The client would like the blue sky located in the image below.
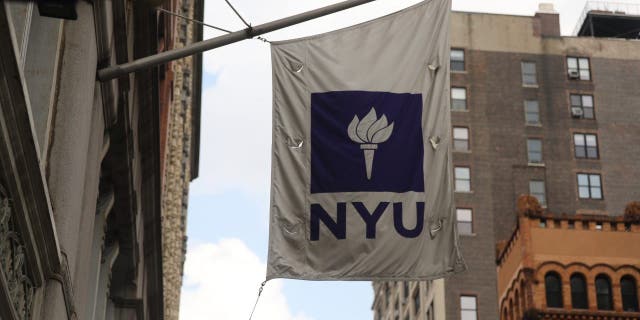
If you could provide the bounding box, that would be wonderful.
[178,0,627,319]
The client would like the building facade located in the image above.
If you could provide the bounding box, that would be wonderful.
[374,3,640,319]
[0,0,201,319]
[497,197,640,319]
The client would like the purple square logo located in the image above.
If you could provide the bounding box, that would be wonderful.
[310,91,424,194]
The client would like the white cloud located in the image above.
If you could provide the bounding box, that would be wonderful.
[180,239,312,320]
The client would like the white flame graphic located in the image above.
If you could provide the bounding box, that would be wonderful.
[347,108,394,180]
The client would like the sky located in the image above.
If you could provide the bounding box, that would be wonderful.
[180,1,640,319]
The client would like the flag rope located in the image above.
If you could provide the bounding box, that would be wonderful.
[248,280,267,320]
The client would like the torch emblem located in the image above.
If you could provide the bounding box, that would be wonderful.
[347,107,395,180]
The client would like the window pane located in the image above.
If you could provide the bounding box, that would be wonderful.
[456,181,471,192]
[575,146,586,158]
[570,95,582,106]
[587,146,598,159]
[523,74,536,85]
[583,107,594,119]
[585,135,597,146]
[590,174,601,186]
[530,181,544,193]
[461,311,477,320]
[453,127,469,139]
[571,274,589,309]
[458,222,472,235]
[451,50,464,61]
[522,62,536,73]
[452,88,466,99]
[456,167,470,179]
[580,70,590,80]
[621,276,639,312]
[579,58,590,69]
[545,273,563,308]
[574,134,585,146]
[460,296,476,309]
[582,95,593,107]
[579,186,590,198]
[567,57,578,69]
[457,209,472,221]
[591,187,602,199]
[578,174,589,186]
[452,61,465,71]
[454,140,469,151]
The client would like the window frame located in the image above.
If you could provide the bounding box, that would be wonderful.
[453,126,470,152]
[527,138,543,164]
[567,56,591,81]
[596,274,613,310]
[545,272,564,308]
[621,275,639,312]
[455,166,472,193]
[570,93,595,120]
[521,61,538,86]
[570,273,589,309]
[524,100,541,125]
[460,295,478,320]
[451,48,465,72]
[529,180,547,207]
[573,133,599,159]
[456,208,474,235]
[451,87,468,111]
[577,173,603,200]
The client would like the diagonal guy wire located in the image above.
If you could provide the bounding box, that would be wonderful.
[223,0,252,28]
[157,8,232,33]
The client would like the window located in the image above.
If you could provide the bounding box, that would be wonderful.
[453,127,469,151]
[451,49,465,71]
[567,57,591,80]
[413,290,421,314]
[596,275,613,310]
[460,296,477,320]
[457,208,473,235]
[529,180,546,207]
[455,167,471,192]
[451,87,467,111]
[521,61,537,85]
[524,100,540,125]
[570,94,594,119]
[621,276,639,312]
[545,272,563,308]
[570,273,588,309]
[574,133,598,159]
[577,174,602,199]
[527,138,542,163]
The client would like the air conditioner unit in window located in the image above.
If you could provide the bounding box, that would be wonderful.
[571,107,584,118]
[568,70,580,79]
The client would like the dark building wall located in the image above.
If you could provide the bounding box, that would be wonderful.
[445,11,640,320]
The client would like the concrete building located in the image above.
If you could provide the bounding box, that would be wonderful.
[497,197,640,319]
[374,2,640,319]
[0,0,201,319]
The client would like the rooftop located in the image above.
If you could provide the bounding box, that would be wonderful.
[574,1,640,38]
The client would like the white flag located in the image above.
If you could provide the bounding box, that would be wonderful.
[267,0,465,281]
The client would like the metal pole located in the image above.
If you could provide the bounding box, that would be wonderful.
[97,0,377,81]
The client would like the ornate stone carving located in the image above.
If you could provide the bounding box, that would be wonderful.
[0,195,35,319]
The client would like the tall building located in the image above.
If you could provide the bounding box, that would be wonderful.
[157,0,203,319]
[373,3,640,319]
[0,0,201,319]
[497,197,640,319]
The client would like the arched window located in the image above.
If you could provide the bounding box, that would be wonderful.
[545,272,563,308]
[621,275,639,312]
[570,273,588,309]
[596,274,613,310]
[502,307,508,320]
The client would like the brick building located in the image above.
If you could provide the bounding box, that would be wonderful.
[497,198,640,319]
[373,3,640,319]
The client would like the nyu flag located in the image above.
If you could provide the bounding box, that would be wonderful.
[267,0,465,280]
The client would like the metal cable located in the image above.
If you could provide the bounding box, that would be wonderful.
[157,7,270,43]
[224,0,252,28]
[248,280,267,320]
[157,8,233,34]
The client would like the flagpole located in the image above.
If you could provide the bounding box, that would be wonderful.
[97,0,378,81]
